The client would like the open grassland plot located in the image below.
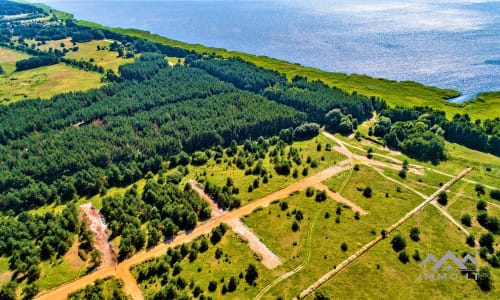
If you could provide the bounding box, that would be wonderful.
[0,63,103,103]
[444,143,500,188]
[78,176,150,211]
[243,175,424,299]
[323,166,422,217]
[0,47,30,74]
[36,241,88,291]
[0,257,12,287]
[380,167,450,196]
[314,205,498,300]
[25,37,72,52]
[64,40,136,72]
[26,38,135,73]
[464,92,500,121]
[77,21,500,121]
[133,232,276,299]
[185,135,346,205]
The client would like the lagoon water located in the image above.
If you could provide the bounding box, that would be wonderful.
[33,0,500,98]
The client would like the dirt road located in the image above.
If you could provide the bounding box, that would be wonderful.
[227,218,281,269]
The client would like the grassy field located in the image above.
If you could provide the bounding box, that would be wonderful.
[243,166,426,299]
[64,40,136,72]
[78,21,499,120]
[315,205,498,299]
[24,37,135,73]
[0,47,30,74]
[0,63,103,103]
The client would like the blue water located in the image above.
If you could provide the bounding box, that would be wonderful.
[31,0,500,97]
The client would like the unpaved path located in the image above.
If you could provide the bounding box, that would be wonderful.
[190,179,280,269]
[311,182,367,215]
[296,167,472,299]
[227,218,281,269]
[189,179,226,218]
[79,203,116,267]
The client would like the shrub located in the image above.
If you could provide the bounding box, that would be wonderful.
[398,250,410,263]
[489,189,500,200]
[413,249,421,261]
[477,267,492,291]
[314,290,330,300]
[291,221,300,232]
[363,186,372,198]
[391,234,406,252]
[208,281,217,292]
[437,192,447,206]
[461,214,472,227]
[466,235,475,247]
[245,264,258,284]
[479,233,494,251]
[315,190,327,202]
[409,227,420,242]
[306,187,315,197]
[477,199,487,211]
[341,242,348,252]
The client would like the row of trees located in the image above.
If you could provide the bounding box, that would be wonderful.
[15,54,58,71]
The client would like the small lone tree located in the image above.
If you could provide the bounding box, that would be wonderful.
[461,214,472,227]
[466,234,475,247]
[477,267,492,291]
[341,242,348,252]
[475,184,485,196]
[363,186,372,198]
[391,234,407,252]
[437,192,448,206]
[409,227,420,242]
[398,250,410,263]
[476,199,487,211]
[245,264,258,285]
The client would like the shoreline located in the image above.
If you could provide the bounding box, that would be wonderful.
[21,2,500,120]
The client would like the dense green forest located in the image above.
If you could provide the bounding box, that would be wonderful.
[0,1,499,292]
